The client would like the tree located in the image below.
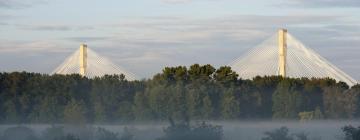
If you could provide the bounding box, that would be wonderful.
[36,96,63,123]
[293,132,310,140]
[133,92,154,121]
[213,66,238,85]
[272,80,305,119]
[202,95,214,119]
[2,99,20,123]
[162,66,188,82]
[221,96,240,119]
[63,99,87,124]
[299,111,314,122]
[351,85,360,118]
[168,83,188,120]
[261,127,293,140]
[188,64,215,82]
[313,106,324,120]
[252,76,282,118]
[342,125,360,140]
[323,85,357,119]
[0,65,359,123]
[95,127,120,140]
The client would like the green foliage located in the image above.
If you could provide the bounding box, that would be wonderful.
[188,64,215,81]
[272,80,306,119]
[221,94,240,119]
[323,85,358,119]
[262,127,319,140]
[214,66,238,85]
[37,96,63,123]
[95,127,120,140]
[313,106,324,119]
[298,108,324,122]
[299,111,314,122]
[133,92,154,121]
[0,64,358,123]
[64,99,87,124]
[342,125,360,140]
[261,127,293,140]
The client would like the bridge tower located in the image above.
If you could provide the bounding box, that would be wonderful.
[79,44,87,76]
[278,29,287,77]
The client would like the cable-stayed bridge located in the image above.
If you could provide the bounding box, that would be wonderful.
[230,29,358,86]
[52,29,358,86]
[52,44,137,80]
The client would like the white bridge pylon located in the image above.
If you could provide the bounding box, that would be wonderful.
[230,29,358,86]
[52,44,137,80]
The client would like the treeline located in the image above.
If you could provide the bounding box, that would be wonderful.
[0,64,359,123]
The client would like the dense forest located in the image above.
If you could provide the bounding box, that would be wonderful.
[0,64,359,124]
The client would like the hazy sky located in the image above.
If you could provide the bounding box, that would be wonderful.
[0,0,359,80]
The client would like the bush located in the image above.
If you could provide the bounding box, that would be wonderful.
[95,127,120,140]
[261,127,321,140]
[342,125,360,140]
[262,127,293,140]
[293,132,309,140]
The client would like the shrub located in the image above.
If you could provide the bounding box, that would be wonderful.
[261,127,293,140]
[95,127,120,140]
[342,125,360,140]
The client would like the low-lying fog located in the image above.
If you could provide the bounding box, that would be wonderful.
[1,120,358,140]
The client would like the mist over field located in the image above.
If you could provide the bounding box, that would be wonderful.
[0,121,359,140]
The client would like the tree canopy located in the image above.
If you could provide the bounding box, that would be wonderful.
[0,64,359,123]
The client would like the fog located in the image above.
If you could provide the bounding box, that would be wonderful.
[1,120,358,140]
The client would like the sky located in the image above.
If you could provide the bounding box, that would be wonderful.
[0,0,359,80]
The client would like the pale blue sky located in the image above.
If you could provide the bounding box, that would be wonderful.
[1,0,360,80]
